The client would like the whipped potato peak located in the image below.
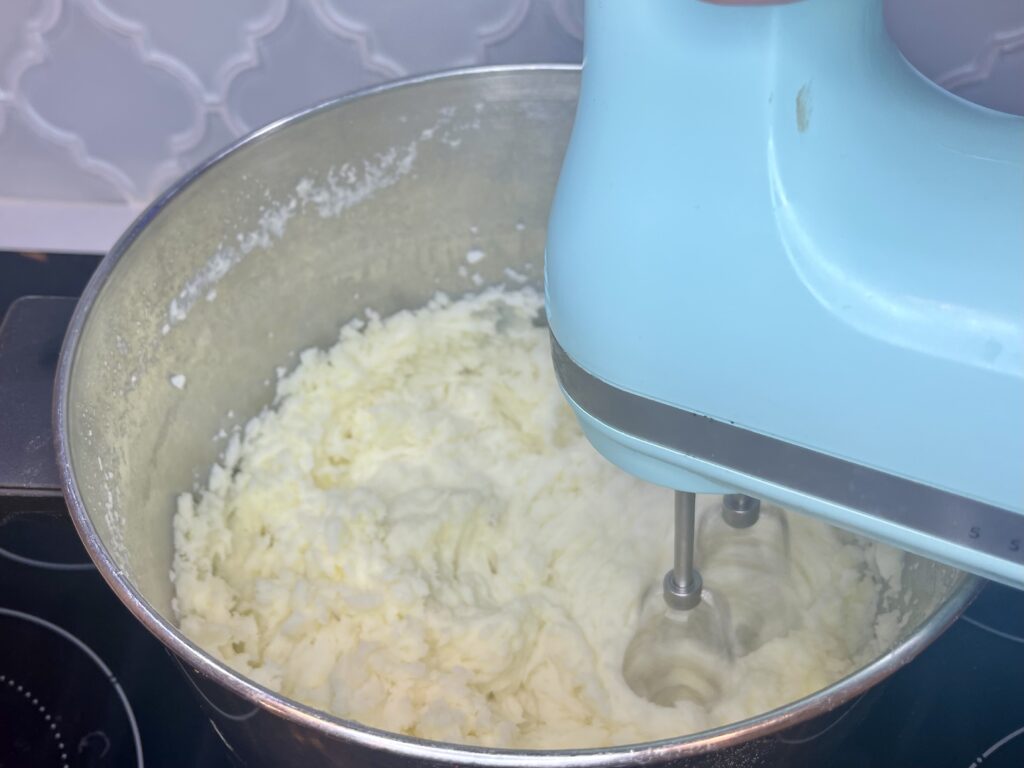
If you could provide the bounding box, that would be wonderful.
[172,287,904,749]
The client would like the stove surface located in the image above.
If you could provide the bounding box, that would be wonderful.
[0,251,1021,767]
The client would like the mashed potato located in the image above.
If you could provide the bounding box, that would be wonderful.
[172,287,902,748]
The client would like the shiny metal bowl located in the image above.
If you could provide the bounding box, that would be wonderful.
[55,66,980,767]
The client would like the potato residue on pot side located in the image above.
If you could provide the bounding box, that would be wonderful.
[172,287,904,749]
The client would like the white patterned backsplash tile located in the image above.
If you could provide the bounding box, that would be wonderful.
[19,1,198,200]
[92,0,286,103]
[175,111,241,177]
[0,0,1019,252]
[886,0,1024,116]
[318,0,534,73]
[0,0,54,97]
[0,102,123,201]
[225,0,400,134]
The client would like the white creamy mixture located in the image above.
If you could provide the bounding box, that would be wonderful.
[172,287,904,749]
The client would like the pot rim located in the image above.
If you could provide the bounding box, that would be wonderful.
[53,64,983,765]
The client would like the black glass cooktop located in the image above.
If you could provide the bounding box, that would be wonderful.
[0,251,1022,768]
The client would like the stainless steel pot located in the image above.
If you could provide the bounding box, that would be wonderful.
[42,66,977,766]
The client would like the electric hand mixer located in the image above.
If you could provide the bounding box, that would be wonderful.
[545,0,1024,703]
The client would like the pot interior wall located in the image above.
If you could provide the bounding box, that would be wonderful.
[66,69,577,617]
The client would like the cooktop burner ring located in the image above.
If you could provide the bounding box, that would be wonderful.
[969,724,1024,768]
[0,671,69,767]
[0,544,94,571]
[962,616,1024,645]
[0,511,94,571]
[0,607,144,768]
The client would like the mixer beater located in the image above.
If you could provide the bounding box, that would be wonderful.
[623,491,791,707]
[663,493,775,611]
[662,492,704,612]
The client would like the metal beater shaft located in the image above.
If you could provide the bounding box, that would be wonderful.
[664,491,703,611]
[722,493,761,528]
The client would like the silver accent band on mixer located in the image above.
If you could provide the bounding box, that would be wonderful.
[551,335,1024,569]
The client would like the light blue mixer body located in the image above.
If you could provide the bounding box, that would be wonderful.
[545,0,1024,586]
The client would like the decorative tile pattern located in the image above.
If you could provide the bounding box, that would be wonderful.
[0,0,1018,252]
[0,0,54,97]
[885,0,1024,115]
[19,1,197,201]
[225,0,401,134]
[318,0,533,73]
[93,0,286,104]
[0,103,123,201]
